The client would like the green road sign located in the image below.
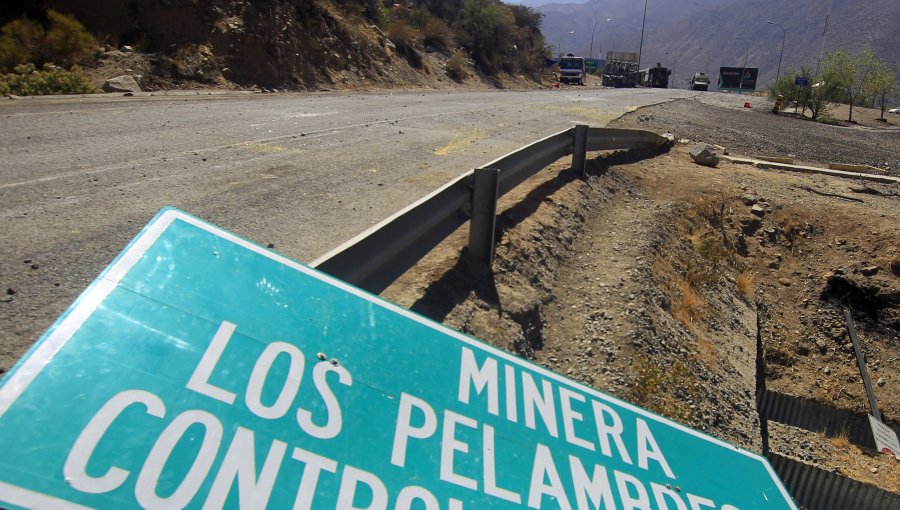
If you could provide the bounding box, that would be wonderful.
[0,208,797,509]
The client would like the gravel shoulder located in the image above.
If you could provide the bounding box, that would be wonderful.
[630,96,900,175]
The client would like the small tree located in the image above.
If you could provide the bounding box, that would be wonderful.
[867,63,898,120]
[0,18,44,71]
[767,66,839,120]
[820,49,880,123]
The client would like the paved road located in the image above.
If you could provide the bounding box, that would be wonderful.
[0,86,697,371]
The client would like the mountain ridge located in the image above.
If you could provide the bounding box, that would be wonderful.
[538,0,899,90]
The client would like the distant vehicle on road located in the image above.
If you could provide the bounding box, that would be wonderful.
[690,73,710,91]
[639,63,671,88]
[602,51,640,88]
[559,54,586,85]
[889,107,900,114]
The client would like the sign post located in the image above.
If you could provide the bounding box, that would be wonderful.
[0,208,798,509]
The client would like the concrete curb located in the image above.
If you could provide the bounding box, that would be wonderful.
[722,156,900,185]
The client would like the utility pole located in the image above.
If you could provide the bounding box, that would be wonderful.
[736,36,749,92]
[637,0,648,70]
[589,17,612,60]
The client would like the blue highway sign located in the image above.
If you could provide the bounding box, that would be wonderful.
[0,208,798,509]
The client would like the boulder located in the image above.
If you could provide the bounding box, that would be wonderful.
[689,143,719,167]
[102,75,141,93]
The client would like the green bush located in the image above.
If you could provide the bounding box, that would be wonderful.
[0,63,97,96]
[43,10,97,68]
[0,18,44,70]
[0,10,96,71]
[364,0,389,28]
[453,0,545,77]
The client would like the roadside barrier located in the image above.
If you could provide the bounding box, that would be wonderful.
[311,126,670,294]
[767,452,900,510]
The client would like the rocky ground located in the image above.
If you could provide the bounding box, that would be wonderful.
[382,98,900,495]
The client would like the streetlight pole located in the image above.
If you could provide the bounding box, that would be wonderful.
[767,20,786,83]
[664,51,680,88]
[558,30,575,58]
[815,10,829,77]
[637,0,648,70]
[735,36,749,91]
[589,17,612,60]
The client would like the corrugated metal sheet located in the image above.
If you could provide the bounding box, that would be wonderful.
[758,390,900,449]
[767,452,900,510]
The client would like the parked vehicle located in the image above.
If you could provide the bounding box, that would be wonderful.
[889,107,900,114]
[690,73,710,91]
[559,54,586,85]
[602,51,640,88]
[639,63,671,88]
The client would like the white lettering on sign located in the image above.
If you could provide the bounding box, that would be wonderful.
[203,427,287,509]
[58,323,748,509]
[185,321,352,437]
[457,346,673,479]
[134,410,223,509]
[63,390,165,494]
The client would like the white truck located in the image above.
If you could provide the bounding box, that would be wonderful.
[559,54,585,85]
[690,73,710,91]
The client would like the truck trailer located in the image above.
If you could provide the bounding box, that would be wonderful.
[639,63,671,88]
[602,51,640,88]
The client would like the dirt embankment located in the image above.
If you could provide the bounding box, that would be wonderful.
[27,0,543,92]
[383,99,900,492]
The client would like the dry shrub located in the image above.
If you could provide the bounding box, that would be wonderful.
[631,358,699,426]
[423,18,453,51]
[446,50,467,82]
[695,334,718,367]
[830,429,851,450]
[736,271,754,297]
[386,20,423,68]
[673,280,704,329]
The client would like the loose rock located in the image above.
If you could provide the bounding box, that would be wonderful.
[102,75,142,93]
[689,143,720,167]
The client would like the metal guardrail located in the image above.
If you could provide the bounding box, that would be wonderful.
[311,126,670,294]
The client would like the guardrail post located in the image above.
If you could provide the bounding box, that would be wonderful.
[572,124,589,177]
[469,167,500,265]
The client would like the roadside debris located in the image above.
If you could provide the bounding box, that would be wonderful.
[689,143,720,167]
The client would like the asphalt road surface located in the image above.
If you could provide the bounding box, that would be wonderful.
[0,86,698,371]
